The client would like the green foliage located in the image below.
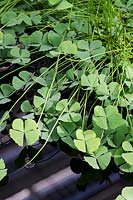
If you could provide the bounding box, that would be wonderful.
[0,0,132,187]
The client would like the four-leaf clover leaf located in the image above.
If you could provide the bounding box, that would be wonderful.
[10,119,40,146]
[74,129,100,153]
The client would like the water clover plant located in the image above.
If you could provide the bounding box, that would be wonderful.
[0,0,132,193]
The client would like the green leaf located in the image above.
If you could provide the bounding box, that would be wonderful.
[30,12,42,25]
[114,132,125,147]
[120,163,133,173]
[70,113,81,122]
[4,33,16,46]
[66,69,74,80]
[81,74,90,87]
[95,146,108,157]
[23,15,32,25]
[56,0,73,10]
[60,113,72,122]
[21,100,33,112]
[49,0,61,5]
[109,82,120,100]
[25,129,40,145]
[49,50,60,57]
[0,31,3,44]
[21,49,30,58]
[122,187,133,200]
[57,125,68,137]
[116,195,125,200]
[34,96,44,108]
[12,76,25,90]
[76,50,90,61]
[88,74,99,89]
[105,106,124,129]
[107,113,124,129]
[97,152,111,170]
[19,71,31,81]
[90,40,102,50]
[10,47,30,64]
[93,105,124,130]
[74,139,86,152]
[77,40,89,50]
[85,147,111,170]
[114,148,125,166]
[93,106,107,130]
[57,122,76,138]
[122,141,133,152]
[84,130,96,140]
[122,153,133,165]
[0,97,11,104]
[86,138,100,153]
[59,40,77,54]
[39,44,53,52]
[84,156,99,169]
[81,73,99,89]
[0,159,7,181]
[29,31,43,46]
[62,136,75,148]
[1,84,14,96]
[25,119,37,131]
[70,102,80,112]
[32,76,46,86]
[1,11,17,25]
[38,87,48,98]
[12,118,24,132]
[54,23,67,34]
[19,33,30,46]
[10,129,24,146]
[74,129,100,153]
[76,129,84,140]
[96,82,109,97]
[10,47,20,57]
[48,31,61,46]
[90,40,105,61]
[126,65,133,80]
[56,99,68,111]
